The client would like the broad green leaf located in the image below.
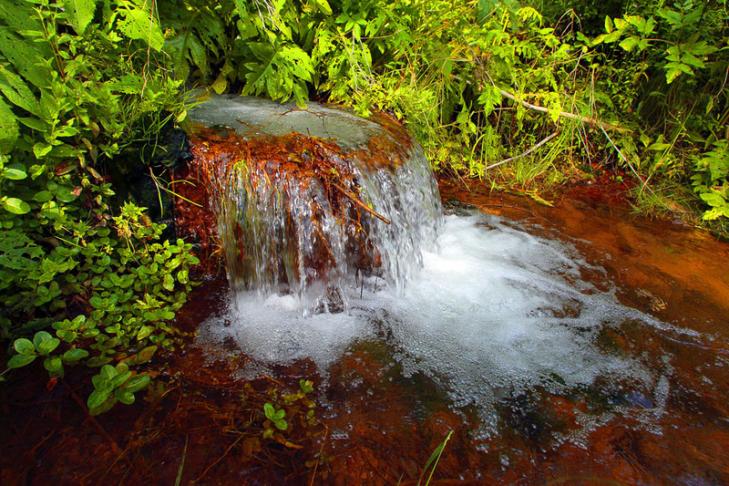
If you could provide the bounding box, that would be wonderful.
[3,167,27,180]
[163,273,175,291]
[0,98,18,154]
[314,0,333,15]
[43,356,64,376]
[118,8,164,52]
[665,62,693,83]
[136,325,153,340]
[122,374,150,393]
[33,191,52,202]
[619,36,640,52]
[14,339,35,356]
[135,345,157,364]
[8,354,36,368]
[700,191,725,208]
[0,28,51,89]
[87,388,111,410]
[33,331,53,349]
[37,336,61,355]
[264,402,275,419]
[63,0,96,34]
[115,389,135,405]
[62,348,90,362]
[604,16,614,33]
[3,197,30,214]
[33,143,53,158]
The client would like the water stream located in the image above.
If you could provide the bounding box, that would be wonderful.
[189,97,721,464]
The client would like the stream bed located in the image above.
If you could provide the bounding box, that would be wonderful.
[2,180,729,485]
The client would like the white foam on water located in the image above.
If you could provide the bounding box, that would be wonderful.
[197,213,680,430]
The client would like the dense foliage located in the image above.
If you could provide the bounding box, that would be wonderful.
[1,0,728,412]
[0,0,196,413]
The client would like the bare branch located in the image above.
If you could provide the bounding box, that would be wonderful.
[485,131,560,171]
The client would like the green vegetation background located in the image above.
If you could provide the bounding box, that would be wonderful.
[0,0,727,413]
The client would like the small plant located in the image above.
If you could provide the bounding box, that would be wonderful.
[6,330,89,377]
[263,403,288,436]
[261,379,318,442]
[417,430,453,486]
[86,363,151,415]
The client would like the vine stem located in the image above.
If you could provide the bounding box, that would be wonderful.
[484,131,559,171]
[498,89,630,133]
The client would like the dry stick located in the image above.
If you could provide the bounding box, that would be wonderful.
[498,89,630,133]
[309,425,330,486]
[64,382,121,454]
[484,132,560,172]
[195,433,246,483]
[599,126,653,194]
[330,182,391,224]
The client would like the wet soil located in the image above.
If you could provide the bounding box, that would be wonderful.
[2,180,729,485]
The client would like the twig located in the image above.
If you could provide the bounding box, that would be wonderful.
[195,433,245,482]
[175,435,189,486]
[309,425,329,486]
[331,182,391,224]
[599,126,653,194]
[484,132,559,171]
[498,89,629,133]
[64,381,121,454]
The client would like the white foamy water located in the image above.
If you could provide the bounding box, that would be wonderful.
[198,212,681,431]
[190,95,685,438]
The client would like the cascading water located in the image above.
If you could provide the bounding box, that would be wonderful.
[180,95,704,443]
[181,95,441,312]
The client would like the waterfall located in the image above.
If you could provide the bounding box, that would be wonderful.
[183,95,442,311]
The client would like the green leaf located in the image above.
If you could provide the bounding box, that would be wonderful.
[3,167,27,180]
[0,29,52,89]
[13,338,35,355]
[3,197,31,214]
[43,356,64,376]
[115,389,135,405]
[33,142,53,158]
[604,16,614,33]
[0,98,18,154]
[87,388,111,410]
[274,419,288,431]
[118,8,165,52]
[314,0,333,15]
[62,348,89,362]
[299,379,314,394]
[64,0,97,34]
[122,374,150,393]
[37,336,60,355]
[700,191,725,208]
[163,273,175,291]
[619,36,640,52]
[8,354,36,368]
[264,402,276,420]
[135,345,157,364]
[33,331,53,348]
[136,325,153,341]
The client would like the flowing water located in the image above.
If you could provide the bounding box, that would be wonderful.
[187,97,729,483]
[2,97,729,485]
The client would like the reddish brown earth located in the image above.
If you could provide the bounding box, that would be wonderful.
[2,179,729,485]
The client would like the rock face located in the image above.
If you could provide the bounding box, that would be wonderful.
[173,95,441,306]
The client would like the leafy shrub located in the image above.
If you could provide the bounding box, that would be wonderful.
[0,0,195,412]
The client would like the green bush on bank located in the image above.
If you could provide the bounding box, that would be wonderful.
[0,0,195,414]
